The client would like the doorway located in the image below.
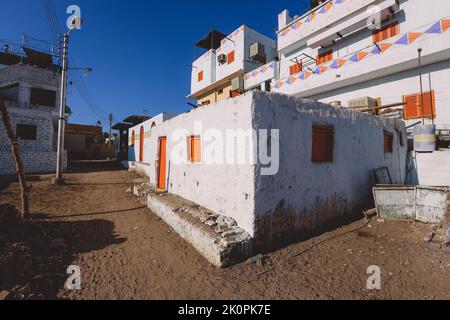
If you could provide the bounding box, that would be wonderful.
[157,136,167,191]
[139,126,144,162]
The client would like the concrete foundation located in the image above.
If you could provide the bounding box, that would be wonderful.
[147,192,253,268]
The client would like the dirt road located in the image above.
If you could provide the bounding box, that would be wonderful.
[1,161,449,300]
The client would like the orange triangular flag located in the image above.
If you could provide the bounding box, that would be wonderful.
[442,19,450,32]
[358,51,369,60]
[408,32,422,43]
[380,43,392,52]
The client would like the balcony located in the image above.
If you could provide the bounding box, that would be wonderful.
[272,19,450,98]
[244,61,277,90]
[190,49,216,98]
[278,0,387,52]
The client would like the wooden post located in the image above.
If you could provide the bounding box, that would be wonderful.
[0,96,30,220]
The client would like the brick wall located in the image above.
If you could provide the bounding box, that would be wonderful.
[0,107,67,176]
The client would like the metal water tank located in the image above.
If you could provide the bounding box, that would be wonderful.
[414,124,436,152]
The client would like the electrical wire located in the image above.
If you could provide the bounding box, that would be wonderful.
[41,0,109,122]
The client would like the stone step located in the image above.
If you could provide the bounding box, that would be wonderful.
[147,192,253,268]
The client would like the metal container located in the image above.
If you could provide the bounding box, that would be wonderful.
[414,124,436,153]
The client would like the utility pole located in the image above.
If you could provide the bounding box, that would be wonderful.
[53,31,71,185]
[418,48,425,125]
[108,113,113,160]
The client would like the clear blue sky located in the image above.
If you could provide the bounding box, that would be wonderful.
[1,0,309,126]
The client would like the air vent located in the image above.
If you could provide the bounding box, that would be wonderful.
[250,42,266,64]
[217,54,227,64]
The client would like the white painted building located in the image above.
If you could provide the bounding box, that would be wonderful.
[128,92,407,251]
[270,0,450,128]
[188,26,276,106]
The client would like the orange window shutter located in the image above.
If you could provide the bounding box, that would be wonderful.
[390,21,399,37]
[420,91,436,118]
[131,130,135,146]
[188,136,201,163]
[198,71,203,82]
[403,94,419,119]
[290,64,302,75]
[227,51,235,64]
[312,125,334,163]
[317,50,333,64]
[384,133,393,153]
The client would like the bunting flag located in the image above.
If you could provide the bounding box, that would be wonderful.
[379,43,392,53]
[313,66,328,75]
[441,19,450,32]
[285,76,298,85]
[394,34,408,45]
[408,32,422,43]
[425,21,442,34]
[329,59,346,69]
[271,19,446,92]
[273,80,284,89]
[318,5,327,14]
[371,45,382,55]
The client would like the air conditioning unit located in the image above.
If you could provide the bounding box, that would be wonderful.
[348,97,377,109]
[231,77,244,92]
[217,54,227,64]
[250,42,266,64]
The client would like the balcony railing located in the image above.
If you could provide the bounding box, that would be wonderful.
[278,0,382,51]
[244,61,277,90]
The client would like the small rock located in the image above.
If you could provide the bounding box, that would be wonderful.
[246,254,266,265]
[215,223,231,233]
[221,228,243,238]
[224,217,237,227]
[377,218,385,223]
[205,220,217,227]
[423,232,435,243]
[0,290,10,300]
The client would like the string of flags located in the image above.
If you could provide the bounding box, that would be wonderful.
[279,0,346,37]
[220,25,246,47]
[272,18,450,91]
[244,62,275,81]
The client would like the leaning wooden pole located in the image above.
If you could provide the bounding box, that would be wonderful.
[0,96,30,220]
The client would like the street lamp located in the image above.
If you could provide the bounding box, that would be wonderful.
[52,16,82,185]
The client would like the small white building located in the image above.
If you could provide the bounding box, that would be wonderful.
[128,92,407,255]
[188,26,277,106]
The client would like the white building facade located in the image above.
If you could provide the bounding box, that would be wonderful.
[188,26,277,106]
[269,0,450,129]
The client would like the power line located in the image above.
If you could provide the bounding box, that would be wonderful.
[40,0,110,122]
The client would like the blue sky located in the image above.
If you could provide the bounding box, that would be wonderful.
[1,0,309,126]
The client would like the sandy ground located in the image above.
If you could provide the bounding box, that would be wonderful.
[0,161,449,300]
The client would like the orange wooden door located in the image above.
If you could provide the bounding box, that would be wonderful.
[139,126,144,162]
[158,137,167,190]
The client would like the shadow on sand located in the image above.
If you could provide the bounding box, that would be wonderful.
[0,204,127,300]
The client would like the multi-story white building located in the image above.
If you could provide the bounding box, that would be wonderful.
[270,0,450,129]
[188,26,277,106]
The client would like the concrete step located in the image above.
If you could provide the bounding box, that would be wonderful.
[147,192,253,268]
